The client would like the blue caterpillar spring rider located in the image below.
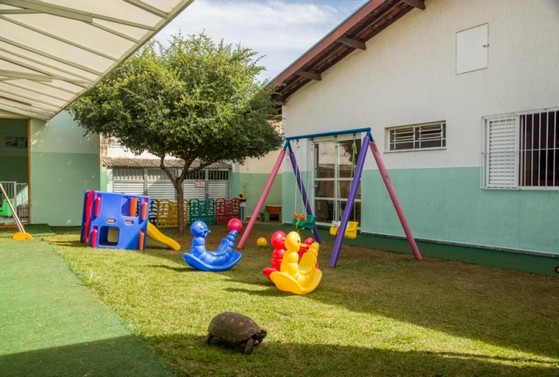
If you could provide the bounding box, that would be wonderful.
[183,218,243,272]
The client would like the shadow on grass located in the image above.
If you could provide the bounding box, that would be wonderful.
[213,246,559,361]
[46,224,559,369]
[146,333,559,377]
[0,335,174,377]
[149,264,196,273]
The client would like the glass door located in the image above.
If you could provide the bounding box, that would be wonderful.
[314,138,361,226]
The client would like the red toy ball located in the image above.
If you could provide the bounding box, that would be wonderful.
[227,218,243,233]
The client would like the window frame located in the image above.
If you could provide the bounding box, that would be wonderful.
[456,23,489,74]
[313,138,361,226]
[482,107,559,190]
[386,121,447,152]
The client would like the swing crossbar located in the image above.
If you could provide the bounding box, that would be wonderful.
[285,127,372,142]
[288,148,322,242]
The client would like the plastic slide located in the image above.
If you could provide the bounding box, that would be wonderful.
[147,223,180,251]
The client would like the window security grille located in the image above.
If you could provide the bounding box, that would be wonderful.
[208,170,229,180]
[388,122,446,151]
[186,170,205,180]
[483,108,559,189]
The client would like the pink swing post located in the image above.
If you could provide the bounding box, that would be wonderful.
[368,140,422,260]
[237,146,287,250]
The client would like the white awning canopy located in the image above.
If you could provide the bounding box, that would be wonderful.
[0,0,193,120]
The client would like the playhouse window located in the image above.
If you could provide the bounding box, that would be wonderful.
[483,107,559,189]
[387,121,446,151]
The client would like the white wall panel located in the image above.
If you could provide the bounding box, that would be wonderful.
[283,0,559,170]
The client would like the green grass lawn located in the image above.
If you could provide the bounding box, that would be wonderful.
[45,224,559,376]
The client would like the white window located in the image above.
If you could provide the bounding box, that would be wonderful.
[483,108,559,189]
[314,138,361,225]
[387,121,446,152]
[456,23,489,74]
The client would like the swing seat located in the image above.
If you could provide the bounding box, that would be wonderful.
[329,221,359,239]
[329,221,340,236]
[345,221,359,239]
[292,214,316,230]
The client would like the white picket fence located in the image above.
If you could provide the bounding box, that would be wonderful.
[0,181,29,225]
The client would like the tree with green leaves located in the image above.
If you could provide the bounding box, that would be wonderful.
[70,33,282,233]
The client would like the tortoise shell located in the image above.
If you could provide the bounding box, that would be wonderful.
[206,312,266,354]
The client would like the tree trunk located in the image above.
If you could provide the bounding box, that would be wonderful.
[160,156,188,235]
[174,177,186,235]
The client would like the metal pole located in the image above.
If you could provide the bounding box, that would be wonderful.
[288,149,321,243]
[368,138,422,260]
[286,127,371,142]
[329,135,369,267]
[237,144,288,249]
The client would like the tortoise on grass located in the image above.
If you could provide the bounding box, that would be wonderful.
[206,312,267,354]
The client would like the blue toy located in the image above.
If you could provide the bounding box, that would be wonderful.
[81,190,150,250]
[182,218,243,271]
[80,190,180,251]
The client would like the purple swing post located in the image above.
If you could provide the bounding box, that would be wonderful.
[329,134,369,267]
[329,132,422,267]
[288,150,321,243]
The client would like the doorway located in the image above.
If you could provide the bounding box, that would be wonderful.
[314,138,361,226]
[0,118,29,225]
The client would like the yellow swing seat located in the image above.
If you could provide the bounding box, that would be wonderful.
[329,221,359,239]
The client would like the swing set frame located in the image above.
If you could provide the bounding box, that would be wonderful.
[237,127,422,267]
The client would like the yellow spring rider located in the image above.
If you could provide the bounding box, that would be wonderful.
[269,231,322,295]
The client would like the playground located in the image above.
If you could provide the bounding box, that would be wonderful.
[1,223,558,377]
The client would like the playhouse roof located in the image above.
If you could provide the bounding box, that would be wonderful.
[0,0,193,120]
[270,0,425,104]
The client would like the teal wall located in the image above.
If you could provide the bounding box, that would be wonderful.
[0,119,28,182]
[361,167,559,256]
[30,112,100,226]
[30,152,100,225]
[278,166,559,256]
[100,164,109,192]
[231,171,282,220]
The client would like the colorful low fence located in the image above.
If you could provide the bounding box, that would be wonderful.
[150,198,240,228]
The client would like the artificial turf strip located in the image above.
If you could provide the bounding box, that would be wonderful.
[0,236,174,377]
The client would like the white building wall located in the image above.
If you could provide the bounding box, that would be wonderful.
[283,0,559,170]
[239,152,281,174]
[279,0,559,256]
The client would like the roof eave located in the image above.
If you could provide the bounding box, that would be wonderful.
[270,0,425,105]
